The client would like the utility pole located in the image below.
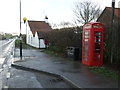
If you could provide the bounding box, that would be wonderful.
[20,0,22,59]
[110,0,115,64]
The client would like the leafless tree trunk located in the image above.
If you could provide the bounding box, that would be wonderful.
[73,1,101,24]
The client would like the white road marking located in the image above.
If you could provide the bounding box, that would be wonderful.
[6,72,10,79]
[0,58,5,65]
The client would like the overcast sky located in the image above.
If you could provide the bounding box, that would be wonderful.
[0,0,119,34]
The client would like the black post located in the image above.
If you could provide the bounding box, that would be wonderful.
[110,0,115,64]
[20,0,22,59]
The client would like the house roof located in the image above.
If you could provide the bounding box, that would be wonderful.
[97,7,120,21]
[107,7,120,18]
[28,20,52,36]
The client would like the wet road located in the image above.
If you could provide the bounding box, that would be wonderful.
[0,40,9,45]
[12,48,119,88]
[8,68,43,88]
[0,39,15,89]
[9,67,73,88]
[0,39,14,58]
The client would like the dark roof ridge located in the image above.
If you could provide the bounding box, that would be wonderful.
[105,7,120,9]
[97,7,120,21]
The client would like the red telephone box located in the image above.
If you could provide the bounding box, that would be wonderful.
[82,22,104,66]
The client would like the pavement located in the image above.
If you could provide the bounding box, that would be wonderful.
[10,48,119,88]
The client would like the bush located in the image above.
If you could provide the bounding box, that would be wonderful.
[45,27,82,56]
[15,39,27,48]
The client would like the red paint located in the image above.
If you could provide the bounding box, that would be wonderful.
[82,22,104,66]
[44,39,48,45]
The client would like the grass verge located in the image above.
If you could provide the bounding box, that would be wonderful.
[41,49,59,56]
[42,48,120,80]
[88,66,120,79]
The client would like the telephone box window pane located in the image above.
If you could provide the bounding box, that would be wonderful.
[94,26,103,28]
[85,32,89,35]
[84,46,88,49]
[84,53,88,56]
[95,36,101,38]
[95,47,100,49]
[85,36,89,38]
[95,38,101,42]
[84,57,88,61]
[98,39,101,42]
[95,31,101,35]
[85,50,88,52]
[95,43,101,46]
[84,42,88,45]
[95,50,100,53]
[84,26,92,29]
[85,39,89,42]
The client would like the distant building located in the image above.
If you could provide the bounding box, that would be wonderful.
[26,20,52,48]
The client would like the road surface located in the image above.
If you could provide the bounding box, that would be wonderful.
[0,39,15,89]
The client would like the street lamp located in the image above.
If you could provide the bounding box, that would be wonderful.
[23,17,27,44]
[23,17,27,23]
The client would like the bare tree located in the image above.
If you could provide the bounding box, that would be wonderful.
[73,1,101,24]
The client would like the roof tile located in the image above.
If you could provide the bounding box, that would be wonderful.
[28,20,52,36]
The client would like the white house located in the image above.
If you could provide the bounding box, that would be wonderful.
[26,20,52,48]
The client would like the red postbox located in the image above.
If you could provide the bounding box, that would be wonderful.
[82,22,104,66]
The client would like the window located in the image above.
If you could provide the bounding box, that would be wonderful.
[84,57,88,61]
[85,36,89,38]
[84,46,88,49]
[84,53,88,56]
[95,31,101,35]
[95,50,100,53]
[95,38,101,42]
[95,47,100,49]
[84,50,88,52]
[84,42,88,45]
[84,32,89,35]
[95,43,101,46]
[85,39,89,42]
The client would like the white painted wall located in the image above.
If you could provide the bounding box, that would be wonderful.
[40,39,46,48]
[26,22,46,48]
